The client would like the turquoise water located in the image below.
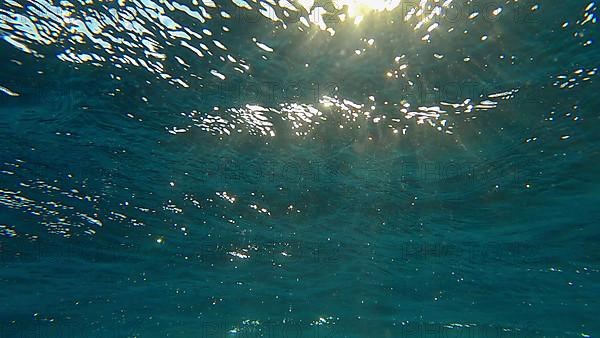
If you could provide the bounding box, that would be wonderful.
[0,0,599,337]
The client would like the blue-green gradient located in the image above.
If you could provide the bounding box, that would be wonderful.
[0,0,599,337]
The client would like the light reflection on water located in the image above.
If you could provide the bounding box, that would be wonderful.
[0,0,599,337]
[0,0,528,134]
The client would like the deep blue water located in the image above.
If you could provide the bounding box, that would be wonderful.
[0,0,599,337]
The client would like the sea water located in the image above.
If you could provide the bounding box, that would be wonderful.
[0,0,598,337]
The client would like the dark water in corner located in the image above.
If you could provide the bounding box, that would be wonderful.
[0,0,599,337]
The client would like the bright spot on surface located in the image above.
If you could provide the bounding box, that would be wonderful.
[334,0,398,23]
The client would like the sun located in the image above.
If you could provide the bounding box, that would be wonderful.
[333,0,400,24]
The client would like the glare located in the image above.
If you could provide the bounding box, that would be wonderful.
[334,0,399,24]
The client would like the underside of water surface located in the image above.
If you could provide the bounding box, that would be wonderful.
[0,0,599,337]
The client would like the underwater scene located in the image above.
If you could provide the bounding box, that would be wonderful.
[0,0,599,337]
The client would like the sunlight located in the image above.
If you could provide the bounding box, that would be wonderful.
[334,0,400,24]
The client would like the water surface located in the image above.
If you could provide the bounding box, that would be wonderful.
[0,0,599,337]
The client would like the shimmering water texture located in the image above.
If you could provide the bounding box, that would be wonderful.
[0,0,599,337]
